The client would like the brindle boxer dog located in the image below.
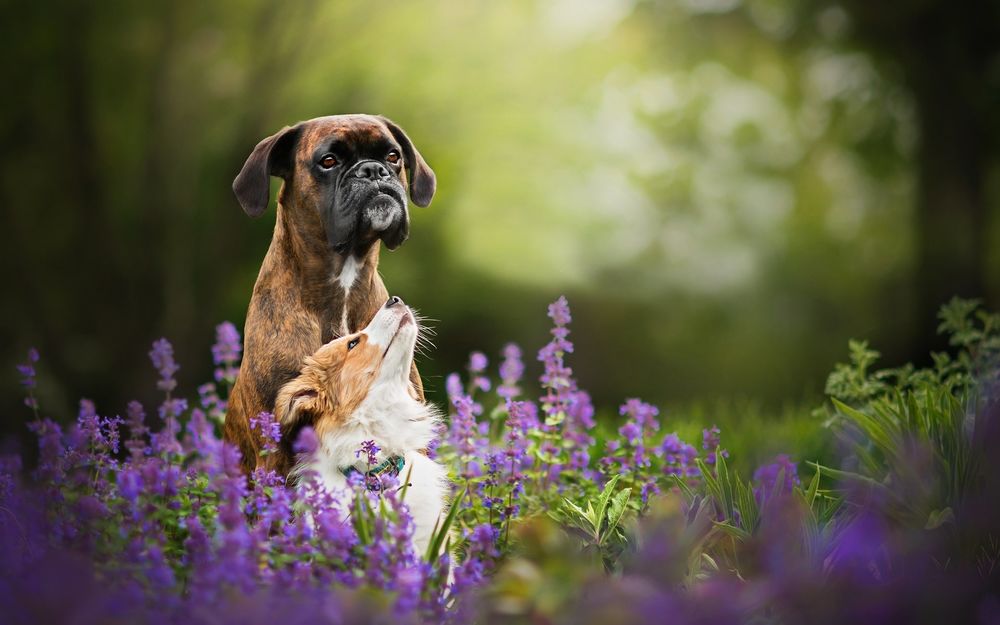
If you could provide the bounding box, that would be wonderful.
[224,114,435,476]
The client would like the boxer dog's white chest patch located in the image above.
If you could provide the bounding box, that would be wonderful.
[332,255,361,335]
[336,255,361,291]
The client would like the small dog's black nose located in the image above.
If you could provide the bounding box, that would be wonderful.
[355,160,391,181]
[385,296,402,308]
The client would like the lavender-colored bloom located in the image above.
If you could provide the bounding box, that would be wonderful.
[198,382,226,421]
[619,421,642,444]
[753,454,801,503]
[16,347,40,412]
[548,295,572,326]
[250,411,281,454]
[497,343,525,399]
[212,321,242,384]
[472,375,492,393]
[445,373,463,402]
[468,351,488,374]
[620,398,660,433]
[449,394,485,479]
[702,424,729,467]
[16,347,39,389]
[356,439,381,467]
[294,426,319,455]
[149,338,179,393]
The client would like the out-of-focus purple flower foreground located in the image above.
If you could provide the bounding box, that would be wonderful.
[2,299,999,624]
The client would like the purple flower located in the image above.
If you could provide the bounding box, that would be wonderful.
[497,343,524,399]
[468,351,488,374]
[619,421,642,444]
[16,348,40,412]
[149,338,179,393]
[357,439,381,467]
[472,375,492,393]
[445,373,463,402]
[124,401,148,459]
[548,295,572,326]
[212,321,242,385]
[702,424,729,467]
[16,347,39,389]
[294,426,319,455]
[449,394,486,479]
[620,398,660,433]
[659,432,698,477]
[198,382,225,421]
[753,454,801,503]
[250,412,281,454]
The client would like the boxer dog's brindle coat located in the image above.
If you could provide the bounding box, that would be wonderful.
[224,114,435,476]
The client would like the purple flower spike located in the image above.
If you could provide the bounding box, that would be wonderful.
[212,321,242,384]
[250,412,282,453]
[16,347,39,389]
[498,343,524,399]
[753,454,801,503]
[149,338,179,393]
[357,439,381,467]
[469,351,488,373]
[547,295,572,326]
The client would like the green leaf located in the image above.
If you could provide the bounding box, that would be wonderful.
[809,462,892,496]
[804,464,821,509]
[397,463,416,501]
[711,521,751,541]
[831,397,897,457]
[595,474,622,532]
[426,488,465,561]
[925,507,955,530]
[604,487,631,541]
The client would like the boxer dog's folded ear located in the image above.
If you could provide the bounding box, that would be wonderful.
[233,124,303,217]
[378,116,436,208]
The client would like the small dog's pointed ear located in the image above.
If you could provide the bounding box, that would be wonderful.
[378,116,436,207]
[233,124,302,217]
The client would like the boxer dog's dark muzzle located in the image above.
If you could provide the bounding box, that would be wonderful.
[325,159,409,254]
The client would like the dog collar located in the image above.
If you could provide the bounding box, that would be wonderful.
[341,455,405,491]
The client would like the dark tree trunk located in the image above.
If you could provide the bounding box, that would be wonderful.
[839,0,1000,360]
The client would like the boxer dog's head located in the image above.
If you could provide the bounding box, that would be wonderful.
[233,114,435,253]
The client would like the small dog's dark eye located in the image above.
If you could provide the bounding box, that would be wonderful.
[347,337,360,350]
[319,155,337,169]
[386,151,401,165]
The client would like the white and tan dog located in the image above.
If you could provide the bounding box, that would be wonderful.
[275,296,447,554]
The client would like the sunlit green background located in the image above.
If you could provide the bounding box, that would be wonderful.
[3,0,998,467]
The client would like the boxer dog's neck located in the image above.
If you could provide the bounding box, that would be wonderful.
[271,194,385,342]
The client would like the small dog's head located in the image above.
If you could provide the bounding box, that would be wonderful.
[275,296,420,443]
[233,114,435,253]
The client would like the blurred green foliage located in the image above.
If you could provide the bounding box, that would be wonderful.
[2,0,998,442]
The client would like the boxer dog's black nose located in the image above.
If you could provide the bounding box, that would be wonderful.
[355,160,391,181]
[385,296,402,308]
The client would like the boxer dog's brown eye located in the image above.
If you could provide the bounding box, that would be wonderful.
[319,155,337,169]
[386,151,400,165]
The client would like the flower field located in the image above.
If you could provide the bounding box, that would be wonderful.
[2,297,999,624]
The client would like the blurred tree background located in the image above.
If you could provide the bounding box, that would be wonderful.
[2,0,998,452]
